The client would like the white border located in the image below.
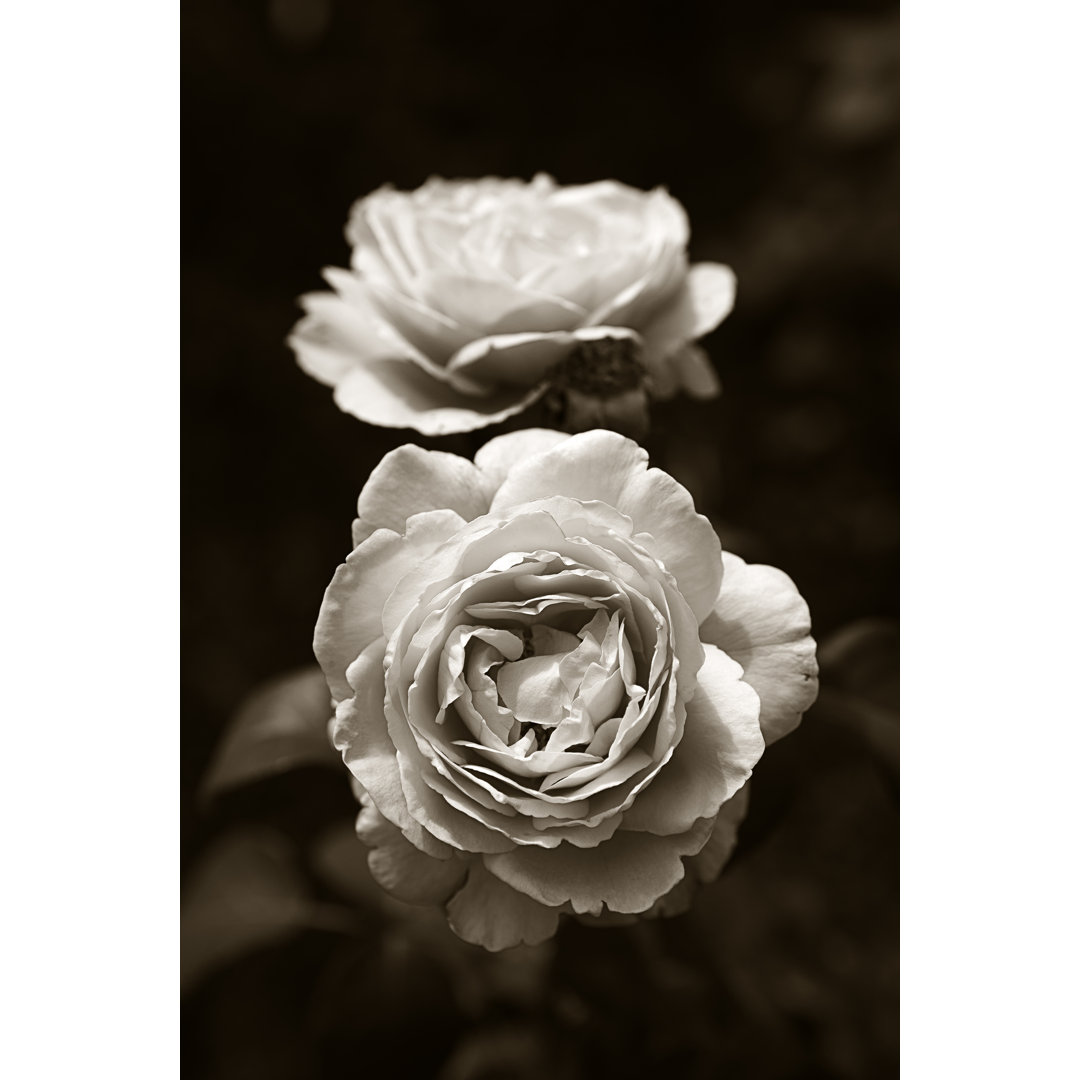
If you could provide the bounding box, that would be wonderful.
[2,2,178,1076]
[903,1,1079,1076]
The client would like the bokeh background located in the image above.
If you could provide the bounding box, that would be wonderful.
[183,0,898,1076]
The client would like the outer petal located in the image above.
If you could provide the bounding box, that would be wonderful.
[444,331,571,389]
[621,646,762,835]
[315,510,466,700]
[355,796,468,905]
[488,430,724,622]
[483,818,713,916]
[699,552,819,744]
[446,863,562,951]
[332,360,544,436]
[671,343,721,400]
[445,325,641,390]
[473,429,572,489]
[320,267,484,390]
[687,783,751,883]
[639,261,736,367]
[329,642,452,859]
[353,444,493,544]
[363,276,475,364]
[288,284,431,386]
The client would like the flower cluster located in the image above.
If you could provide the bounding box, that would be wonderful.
[317,430,818,949]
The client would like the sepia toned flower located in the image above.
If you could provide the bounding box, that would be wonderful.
[290,176,736,435]
[316,430,817,949]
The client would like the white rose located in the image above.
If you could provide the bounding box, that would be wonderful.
[290,175,736,435]
[316,430,818,949]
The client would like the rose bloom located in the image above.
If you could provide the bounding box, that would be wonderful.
[317,430,818,950]
[290,175,736,435]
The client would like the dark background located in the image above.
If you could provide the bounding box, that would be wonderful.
[183,0,898,1076]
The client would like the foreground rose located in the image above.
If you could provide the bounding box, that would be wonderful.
[317,430,817,949]
[290,175,736,435]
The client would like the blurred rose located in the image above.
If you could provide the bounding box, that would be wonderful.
[316,430,817,949]
[290,176,735,435]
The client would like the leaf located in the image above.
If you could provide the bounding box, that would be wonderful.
[818,616,899,712]
[311,821,387,908]
[816,617,899,777]
[200,665,337,801]
[180,827,351,993]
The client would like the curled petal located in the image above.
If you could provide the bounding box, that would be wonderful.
[363,276,474,364]
[688,783,751,884]
[321,268,479,388]
[639,262,736,370]
[329,643,453,859]
[446,863,562,951]
[355,797,468,906]
[483,818,713,916]
[473,429,572,488]
[670,343,721,400]
[489,430,724,622]
[332,360,543,436]
[315,510,466,700]
[353,444,493,544]
[700,552,819,744]
[289,300,412,387]
[445,324,641,390]
[621,646,762,836]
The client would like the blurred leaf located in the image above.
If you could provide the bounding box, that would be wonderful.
[819,616,899,710]
[438,1021,579,1080]
[312,820,385,907]
[181,827,352,993]
[816,617,899,777]
[312,822,556,1017]
[201,666,336,801]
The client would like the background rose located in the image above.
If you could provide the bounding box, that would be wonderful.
[289,175,736,435]
[316,430,818,949]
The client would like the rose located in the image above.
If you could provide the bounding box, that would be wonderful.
[290,175,736,436]
[317,430,818,949]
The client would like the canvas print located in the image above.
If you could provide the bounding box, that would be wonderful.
[183,2,898,1075]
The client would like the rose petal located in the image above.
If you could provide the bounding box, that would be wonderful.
[446,863,562,950]
[484,818,713,916]
[473,429,572,488]
[445,325,641,390]
[639,261,736,368]
[413,272,587,336]
[355,800,468,906]
[364,276,474,364]
[315,510,466,700]
[289,285,428,386]
[585,247,686,329]
[519,250,648,315]
[699,552,819,744]
[318,268,495,391]
[621,646,763,835]
[687,783,751,883]
[347,186,423,288]
[488,431,724,622]
[496,652,568,726]
[332,360,544,437]
[670,343,721,400]
[352,444,493,544]
[330,642,452,859]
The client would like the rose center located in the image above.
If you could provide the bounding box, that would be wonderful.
[460,609,633,756]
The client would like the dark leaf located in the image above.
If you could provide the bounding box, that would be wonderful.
[816,617,899,777]
[200,666,337,801]
[180,827,352,993]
